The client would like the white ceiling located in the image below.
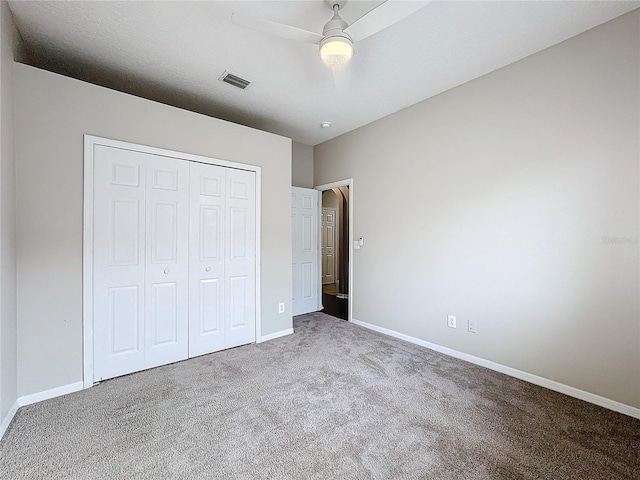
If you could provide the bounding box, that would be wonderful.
[8,1,639,146]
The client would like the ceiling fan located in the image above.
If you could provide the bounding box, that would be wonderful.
[232,0,431,66]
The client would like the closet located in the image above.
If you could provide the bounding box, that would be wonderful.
[90,143,256,382]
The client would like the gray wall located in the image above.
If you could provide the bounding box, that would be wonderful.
[292,141,314,188]
[14,64,292,397]
[314,11,639,409]
[0,0,19,427]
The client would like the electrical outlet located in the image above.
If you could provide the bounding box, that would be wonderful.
[278,302,285,314]
[468,319,477,333]
[447,315,457,329]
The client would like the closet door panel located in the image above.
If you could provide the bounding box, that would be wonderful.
[93,145,146,381]
[92,141,258,379]
[189,162,226,357]
[225,168,256,348]
[145,155,189,369]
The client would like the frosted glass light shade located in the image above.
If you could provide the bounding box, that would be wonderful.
[319,36,354,65]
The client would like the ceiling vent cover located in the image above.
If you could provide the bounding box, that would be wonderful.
[219,71,251,90]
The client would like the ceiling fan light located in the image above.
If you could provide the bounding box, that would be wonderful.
[319,35,354,65]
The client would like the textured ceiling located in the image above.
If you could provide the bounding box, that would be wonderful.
[8,1,639,145]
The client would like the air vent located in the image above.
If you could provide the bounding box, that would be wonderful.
[219,71,251,90]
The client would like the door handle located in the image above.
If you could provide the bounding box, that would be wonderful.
[205,267,211,272]
[164,269,170,274]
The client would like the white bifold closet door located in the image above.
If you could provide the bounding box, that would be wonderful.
[92,145,256,382]
[93,146,148,380]
[93,146,189,381]
[144,154,190,369]
[188,162,256,357]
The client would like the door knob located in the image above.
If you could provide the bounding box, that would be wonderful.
[205,267,211,272]
[164,269,170,274]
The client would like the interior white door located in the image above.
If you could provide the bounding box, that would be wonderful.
[321,208,337,285]
[145,155,189,369]
[292,187,319,316]
[224,167,257,348]
[188,162,226,357]
[93,145,147,381]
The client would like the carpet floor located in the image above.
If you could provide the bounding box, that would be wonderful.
[1,312,638,479]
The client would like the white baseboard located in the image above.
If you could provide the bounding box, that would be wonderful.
[352,318,640,420]
[260,328,294,343]
[0,399,19,439]
[1,381,85,441]
[18,381,84,407]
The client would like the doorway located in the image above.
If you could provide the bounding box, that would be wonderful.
[317,181,351,321]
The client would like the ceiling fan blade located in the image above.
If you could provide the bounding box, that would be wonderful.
[345,0,432,42]
[231,13,323,45]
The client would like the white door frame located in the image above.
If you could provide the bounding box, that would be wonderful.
[83,135,262,389]
[315,179,354,323]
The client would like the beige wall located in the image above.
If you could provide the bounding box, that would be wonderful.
[292,141,314,188]
[315,11,640,409]
[14,64,292,397]
[322,189,340,210]
[0,0,19,426]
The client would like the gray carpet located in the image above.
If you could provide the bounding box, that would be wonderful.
[1,312,638,479]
